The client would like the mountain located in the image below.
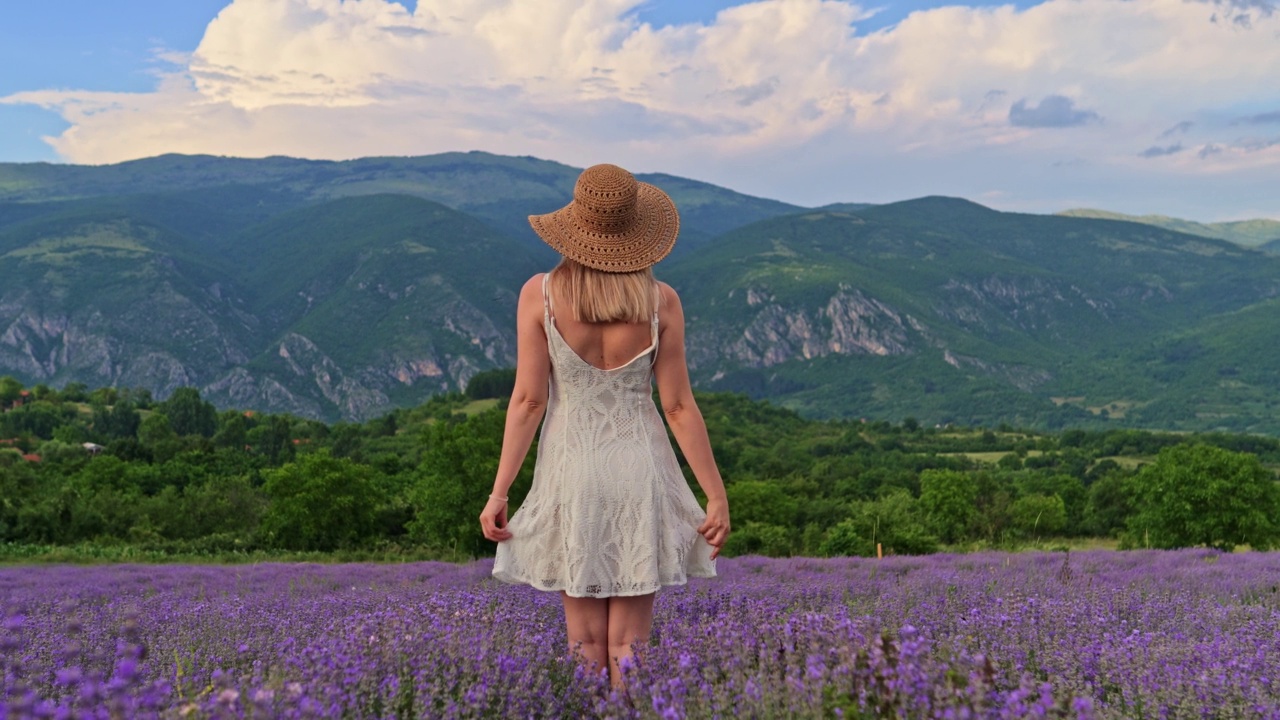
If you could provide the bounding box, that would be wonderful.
[1105,297,1280,433]
[0,191,545,420]
[665,197,1280,429]
[0,153,803,258]
[0,153,803,421]
[1057,208,1280,250]
[0,199,258,397]
[3,153,1280,432]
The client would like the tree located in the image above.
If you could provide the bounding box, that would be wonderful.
[1009,494,1066,538]
[61,383,88,402]
[213,412,248,450]
[168,475,265,541]
[93,400,141,439]
[823,489,937,557]
[88,387,119,406]
[0,402,72,440]
[406,409,524,557]
[0,376,23,407]
[138,412,176,446]
[465,368,516,400]
[919,469,978,544]
[162,388,217,438]
[723,521,792,557]
[818,518,864,557]
[1083,470,1135,537]
[1017,473,1086,535]
[726,480,799,528]
[260,450,382,551]
[1129,444,1280,551]
[248,415,295,464]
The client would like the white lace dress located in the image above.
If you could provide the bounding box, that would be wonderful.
[492,277,716,598]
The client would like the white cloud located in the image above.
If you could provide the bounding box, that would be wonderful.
[4,0,1279,219]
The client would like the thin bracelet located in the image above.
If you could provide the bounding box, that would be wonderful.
[489,494,508,503]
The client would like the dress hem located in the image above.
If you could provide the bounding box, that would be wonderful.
[491,568,717,599]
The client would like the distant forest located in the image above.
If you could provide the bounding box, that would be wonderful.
[3,371,1279,561]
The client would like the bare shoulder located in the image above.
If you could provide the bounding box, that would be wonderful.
[515,274,548,321]
[655,281,685,337]
[518,273,546,303]
[521,273,547,296]
[656,281,684,312]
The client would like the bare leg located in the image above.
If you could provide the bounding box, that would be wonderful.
[560,593,609,680]
[606,593,655,688]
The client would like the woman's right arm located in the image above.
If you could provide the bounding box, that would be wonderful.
[480,274,550,543]
[653,283,730,557]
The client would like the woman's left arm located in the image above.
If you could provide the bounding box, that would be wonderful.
[480,275,551,542]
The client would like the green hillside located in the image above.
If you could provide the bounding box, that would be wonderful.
[1106,297,1280,433]
[2,154,1279,431]
[0,204,258,393]
[0,153,801,256]
[225,194,538,329]
[1058,208,1280,248]
[665,197,1280,427]
[213,195,545,418]
[0,190,551,421]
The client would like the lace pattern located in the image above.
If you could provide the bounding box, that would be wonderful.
[492,276,716,597]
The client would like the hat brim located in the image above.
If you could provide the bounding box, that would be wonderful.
[528,181,679,273]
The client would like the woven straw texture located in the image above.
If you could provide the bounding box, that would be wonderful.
[529,164,680,273]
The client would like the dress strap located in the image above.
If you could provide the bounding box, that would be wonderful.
[542,273,554,324]
[650,285,660,351]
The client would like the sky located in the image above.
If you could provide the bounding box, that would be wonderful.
[1,0,1278,220]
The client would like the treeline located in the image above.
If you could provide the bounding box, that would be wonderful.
[2,372,1279,560]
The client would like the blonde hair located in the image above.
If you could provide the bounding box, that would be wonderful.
[548,258,658,323]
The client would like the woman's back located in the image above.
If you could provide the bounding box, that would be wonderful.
[547,285,656,372]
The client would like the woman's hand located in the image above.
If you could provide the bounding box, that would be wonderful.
[479,498,512,542]
[697,498,730,559]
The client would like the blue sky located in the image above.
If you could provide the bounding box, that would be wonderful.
[2,0,1277,219]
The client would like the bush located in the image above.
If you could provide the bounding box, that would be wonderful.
[261,450,384,551]
[1129,444,1280,551]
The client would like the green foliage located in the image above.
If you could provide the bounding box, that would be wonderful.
[723,521,793,557]
[823,489,939,557]
[247,415,295,464]
[138,412,175,445]
[1009,494,1067,538]
[406,409,518,557]
[466,368,516,400]
[1083,470,1136,537]
[1128,444,1280,551]
[1016,474,1086,535]
[0,376,22,406]
[161,475,265,541]
[0,401,75,439]
[260,450,383,551]
[3,378,1280,558]
[919,469,978,544]
[162,387,217,437]
[213,411,248,449]
[93,401,141,439]
[818,519,865,557]
[727,480,800,528]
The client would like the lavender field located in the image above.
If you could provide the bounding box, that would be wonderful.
[2,551,1279,719]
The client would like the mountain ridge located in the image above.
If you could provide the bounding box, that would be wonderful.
[1057,208,1280,251]
[2,153,1279,431]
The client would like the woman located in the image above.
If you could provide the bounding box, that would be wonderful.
[479,163,731,687]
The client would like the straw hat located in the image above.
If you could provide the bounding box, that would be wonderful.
[529,164,679,273]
